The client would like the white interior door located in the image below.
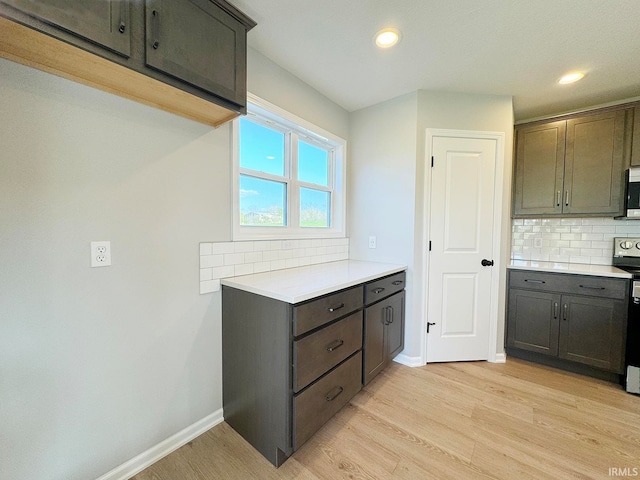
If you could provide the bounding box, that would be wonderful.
[426,134,498,362]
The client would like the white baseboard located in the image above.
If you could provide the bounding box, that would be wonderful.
[393,353,425,367]
[491,352,507,363]
[95,408,224,480]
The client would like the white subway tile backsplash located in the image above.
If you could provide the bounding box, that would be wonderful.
[212,242,235,254]
[224,253,245,265]
[199,243,213,255]
[200,268,213,281]
[270,259,286,270]
[234,264,254,276]
[234,242,254,253]
[212,265,235,279]
[511,217,640,266]
[199,237,351,293]
[244,251,263,263]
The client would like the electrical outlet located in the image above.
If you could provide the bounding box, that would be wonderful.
[534,238,543,248]
[91,241,111,267]
[368,236,377,249]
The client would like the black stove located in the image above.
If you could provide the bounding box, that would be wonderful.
[612,237,640,394]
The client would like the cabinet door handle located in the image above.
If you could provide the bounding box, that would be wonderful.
[326,339,344,352]
[325,386,344,402]
[524,279,545,284]
[579,285,606,290]
[563,304,568,320]
[553,302,558,319]
[392,280,403,286]
[556,190,561,207]
[151,9,160,49]
[565,190,570,207]
[388,306,394,324]
[427,322,436,333]
[327,303,344,313]
[373,287,385,294]
[118,1,126,34]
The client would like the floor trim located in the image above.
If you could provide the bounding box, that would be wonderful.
[95,409,224,480]
[393,353,424,367]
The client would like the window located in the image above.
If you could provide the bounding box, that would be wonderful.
[233,94,346,240]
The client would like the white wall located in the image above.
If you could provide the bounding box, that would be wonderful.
[348,90,514,363]
[348,92,420,359]
[0,48,348,480]
[247,47,349,139]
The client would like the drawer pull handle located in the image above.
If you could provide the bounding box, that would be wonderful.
[553,302,558,319]
[328,303,344,312]
[392,280,403,286]
[326,339,344,352]
[373,287,385,294]
[151,9,160,49]
[579,285,605,290]
[325,386,344,402]
[524,279,545,284]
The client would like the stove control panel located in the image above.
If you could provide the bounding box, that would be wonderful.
[613,237,640,257]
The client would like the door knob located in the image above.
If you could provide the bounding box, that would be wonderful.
[481,259,494,267]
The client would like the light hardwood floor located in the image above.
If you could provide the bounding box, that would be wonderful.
[132,358,640,480]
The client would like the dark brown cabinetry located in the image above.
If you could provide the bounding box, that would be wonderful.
[506,269,628,377]
[363,271,406,385]
[632,105,640,167]
[513,108,631,217]
[222,270,405,467]
[144,0,248,107]
[1,0,131,56]
[0,0,255,126]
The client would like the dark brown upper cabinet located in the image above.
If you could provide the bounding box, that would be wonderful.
[145,0,247,108]
[0,0,256,127]
[513,108,632,217]
[1,0,131,57]
[632,105,640,167]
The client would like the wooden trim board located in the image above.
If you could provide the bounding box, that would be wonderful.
[0,17,238,128]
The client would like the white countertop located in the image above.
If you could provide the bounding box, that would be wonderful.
[221,260,407,303]
[508,260,631,279]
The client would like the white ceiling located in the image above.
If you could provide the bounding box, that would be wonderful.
[231,0,640,121]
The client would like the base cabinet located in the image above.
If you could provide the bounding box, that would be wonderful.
[363,274,406,386]
[506,270,628,376]
[222,269,405,467]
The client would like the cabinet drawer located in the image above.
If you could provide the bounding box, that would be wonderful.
[510,270,627,300]
[561,276,627,300]
[293,286,363,337]
[509,270,566,292]
[364,271,406,305]
[293,311,362,393]
[293,351,362,450]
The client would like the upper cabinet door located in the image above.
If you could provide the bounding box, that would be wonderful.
[145,0,247,108]
[1,0,131,57]
[564,110,627,216]
[631,107,640,167]
[513,121,566,216]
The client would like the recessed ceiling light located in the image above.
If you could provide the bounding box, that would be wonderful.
[375,28,400,48]
[558,72,585,85]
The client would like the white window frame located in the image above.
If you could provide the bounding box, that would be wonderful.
[232,93,346,240]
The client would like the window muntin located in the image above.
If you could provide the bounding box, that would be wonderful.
[233,95,346,240]
[239,175,287,227]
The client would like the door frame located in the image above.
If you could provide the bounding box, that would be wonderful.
[421,129,506,364]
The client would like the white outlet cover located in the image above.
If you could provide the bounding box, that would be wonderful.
[368,236,377,249]
[91,241,112,267]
